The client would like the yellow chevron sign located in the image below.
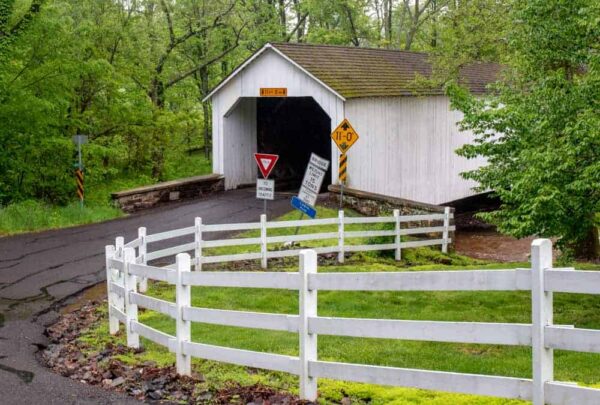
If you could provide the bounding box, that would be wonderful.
[75,169,84,201]
[331,118,359,154]
[339,153,347,184]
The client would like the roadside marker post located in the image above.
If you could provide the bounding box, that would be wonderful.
[331,119,359,209]
[75,168,84,204]
[254,153,279,219]
[72,135,88,208]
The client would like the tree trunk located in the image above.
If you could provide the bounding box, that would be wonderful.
[199,66,211,160]
[573,226,600,260]
[279,0,286,38]
[149,78,166,180]
[430,0,438,48]
[384,0,392,46]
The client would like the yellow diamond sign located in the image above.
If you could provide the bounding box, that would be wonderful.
[331,118,359,154]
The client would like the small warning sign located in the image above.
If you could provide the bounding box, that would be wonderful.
[260,88,287,97]
[331,118,359,154]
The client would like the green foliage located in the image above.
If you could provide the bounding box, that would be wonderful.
[448,0,600,257]
[0,153,210,235]
[0,199,122,235]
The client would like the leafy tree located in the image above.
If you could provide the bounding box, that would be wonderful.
[449,0,600,257]
[0,0,44,60]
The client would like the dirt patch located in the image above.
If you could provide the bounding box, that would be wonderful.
[454,230,535,262]
[60,283,108,314]
[41,299,309,404]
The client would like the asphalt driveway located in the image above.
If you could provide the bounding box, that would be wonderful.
[0,189,292,404]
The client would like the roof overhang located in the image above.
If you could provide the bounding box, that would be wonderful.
[202,43,346,103]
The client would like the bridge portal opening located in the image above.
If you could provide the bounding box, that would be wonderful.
[256,97,331,191]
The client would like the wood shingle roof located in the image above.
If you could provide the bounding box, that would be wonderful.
[271,42,500,99]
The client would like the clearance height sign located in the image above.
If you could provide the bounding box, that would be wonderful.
[331,118,359,185]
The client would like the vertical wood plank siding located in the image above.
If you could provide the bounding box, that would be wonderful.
[344,96,486,205]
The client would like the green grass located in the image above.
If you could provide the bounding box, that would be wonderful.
[203,206,479,268]
[0,153,211,236]
[81,207,600,404]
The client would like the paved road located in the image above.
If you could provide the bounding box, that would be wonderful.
[0,189,292,404]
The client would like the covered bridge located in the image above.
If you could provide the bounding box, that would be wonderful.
[204,42,499,205]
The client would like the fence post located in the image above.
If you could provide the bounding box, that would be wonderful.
[115,237,125,314]
[442,206,451,253]
[299,249,318,401]
[394,209,401,261]
[175,253,192,375]
[261,214,268,269]
[338,210,345,263]
[123,247,139,348]
[105,245,119,335]
[531,238,553,405]
[194,217,203,271]
[138,227,148,293]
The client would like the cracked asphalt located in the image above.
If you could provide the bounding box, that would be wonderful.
[0,189,292,404]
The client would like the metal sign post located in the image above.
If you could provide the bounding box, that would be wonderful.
[72,135,88,208]
[331,119,359,210]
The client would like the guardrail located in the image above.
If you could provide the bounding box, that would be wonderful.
[105,237,600,404]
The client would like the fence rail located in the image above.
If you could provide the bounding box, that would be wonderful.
[106,221,600,404]
[135,208,454,272]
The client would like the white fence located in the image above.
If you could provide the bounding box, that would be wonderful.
[138,207,451,269]
[106,233,600,404]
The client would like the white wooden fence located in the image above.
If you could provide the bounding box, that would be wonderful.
[133,208,452,278]
[106,234,600,404]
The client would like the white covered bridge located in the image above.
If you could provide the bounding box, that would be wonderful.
[204,42,499,206]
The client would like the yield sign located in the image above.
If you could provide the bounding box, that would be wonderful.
[254,153,279,178]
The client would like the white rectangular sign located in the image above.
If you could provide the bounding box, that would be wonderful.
[256,178,274,200]
[309,153,330,172]
[298,153,329,207]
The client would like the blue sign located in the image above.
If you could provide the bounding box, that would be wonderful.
[291,196,317,218]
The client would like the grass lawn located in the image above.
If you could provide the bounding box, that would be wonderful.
[0,153,211,236]
[81,207,600,404]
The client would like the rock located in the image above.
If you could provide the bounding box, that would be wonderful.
[147,390,162,400]
[110,376,126,387]
[196,391,212,401]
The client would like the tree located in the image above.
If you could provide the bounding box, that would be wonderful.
[448,0,600,257]
[0,0,44,60]
[129,0,241,178]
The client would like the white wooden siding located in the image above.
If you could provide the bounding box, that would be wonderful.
[211,49,344,189]
[222,98,257,188]
[344,96,485,205]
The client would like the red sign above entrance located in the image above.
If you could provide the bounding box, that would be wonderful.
[254,153,279,178]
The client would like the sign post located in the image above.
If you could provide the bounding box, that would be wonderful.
[72,135,88,208]
[331,119,359,209]
[254,153,279,218]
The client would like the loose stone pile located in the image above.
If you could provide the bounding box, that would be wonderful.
[41,300,308,404]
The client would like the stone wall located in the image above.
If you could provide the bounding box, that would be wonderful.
[328,185,455,249]
[112,174,224,213]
